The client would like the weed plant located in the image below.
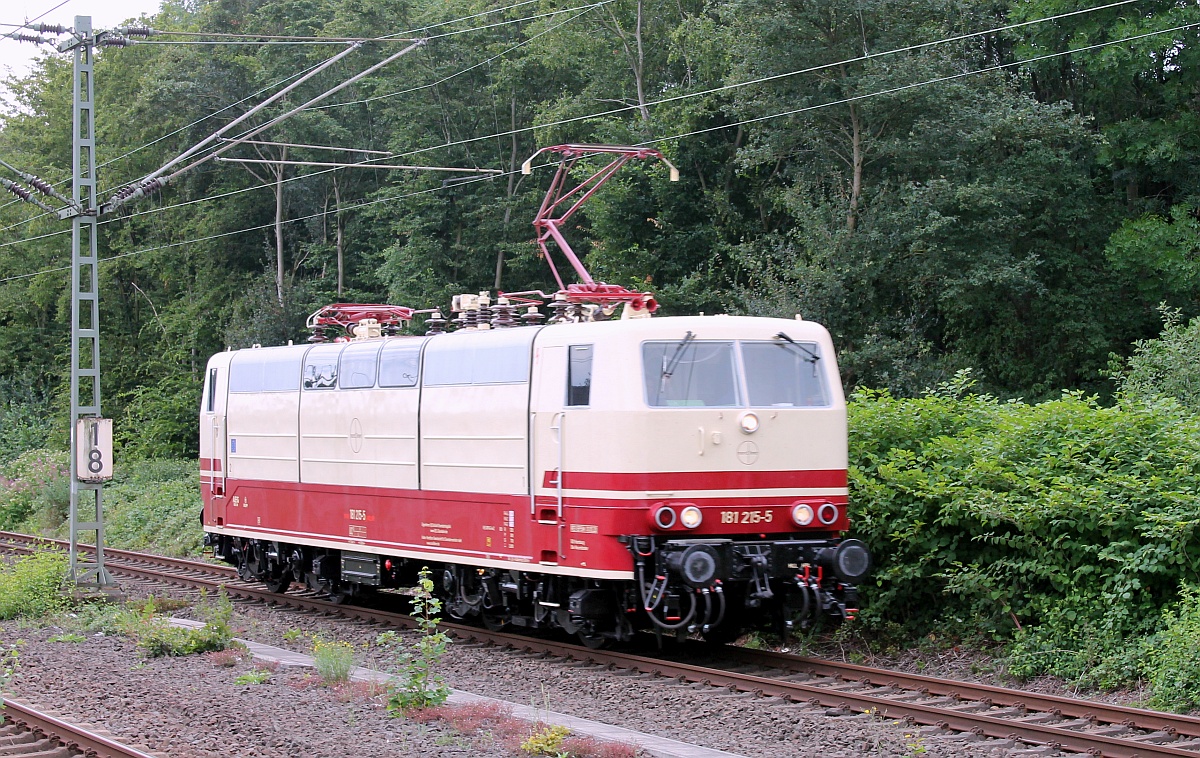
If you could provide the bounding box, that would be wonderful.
[521,725,571,755]
[0,546,68,619]
[135,589,235,658]
[1146,585,1200,712]
[0,640,20,690]
[386,566,450,712]
[234,668,272,685]
[312,638,356,684]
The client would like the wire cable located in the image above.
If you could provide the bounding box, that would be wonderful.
[0,0,1173,259]
[286,0,1150,152]
[312,3,603,111]
[0,54,344,227]
[641,21,1200,147]
[0,165,514,283]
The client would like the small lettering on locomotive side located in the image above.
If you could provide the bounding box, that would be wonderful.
[719,510,774,525]
[569,538,589,551]
[569,524,599,534]
[349,509,367,521]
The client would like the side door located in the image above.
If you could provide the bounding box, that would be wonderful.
[529,342,592,565]
[201,353,232,525]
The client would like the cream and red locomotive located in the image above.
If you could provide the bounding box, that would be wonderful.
[199,145,871,645]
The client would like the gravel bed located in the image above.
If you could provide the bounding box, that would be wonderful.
[0,578,1018,757]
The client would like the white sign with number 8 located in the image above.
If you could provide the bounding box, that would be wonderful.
[76,418,113,482]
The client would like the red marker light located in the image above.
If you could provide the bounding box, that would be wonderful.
[384,559,393,571]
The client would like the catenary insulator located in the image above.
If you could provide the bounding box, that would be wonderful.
[13,33,49,44]
[100,36,131,47]
[26,176,52,195]
[29,23,66,35]
[1,179,32,201]
[118,26,154,37]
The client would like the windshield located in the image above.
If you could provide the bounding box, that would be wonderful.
[641,339,830,408]
[642,341,739,407]
[742,341,829,407]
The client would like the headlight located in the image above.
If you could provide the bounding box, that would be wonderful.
[665,544,721,587]
[791,503,815,526]
[739,412,759,434]
[817,503,838,525]
[833,539,872,581]
[653,506,677,529]
[680,505,703,529]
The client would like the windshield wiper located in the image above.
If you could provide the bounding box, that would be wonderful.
[774,331,819,362]
[662,331,696,379]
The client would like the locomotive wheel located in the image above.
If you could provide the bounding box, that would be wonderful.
[327,587,351,604]
[577,631,609,649]
[701,624,742,645]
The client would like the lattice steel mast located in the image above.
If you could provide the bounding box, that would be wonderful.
[62,16,113,588]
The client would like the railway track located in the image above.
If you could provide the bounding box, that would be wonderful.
[6,531,1200,757]
[1,697,162,758]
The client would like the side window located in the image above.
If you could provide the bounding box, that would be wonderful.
[206,368,217,412]
[422,332,533,386]
[566,345,592,406]
[229,348,302,392]
[339,341,381,389]
[379,340,422,388]
[303,344,343,390]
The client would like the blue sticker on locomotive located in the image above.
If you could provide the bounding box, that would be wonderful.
[230,438,236,453]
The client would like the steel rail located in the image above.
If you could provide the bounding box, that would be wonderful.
[5,530,1200,756]
[2,698,161,758]
[721,646,1200,740]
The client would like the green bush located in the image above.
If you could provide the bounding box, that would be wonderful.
[0,450,69,530]
[114,371,201,460]
[849,372,1200,683]
[103,471,203,557]
[1110,306,1200,412]
[0,547,68,619]
[1146,585,1200,712]
[0,382,60,464]
[135,590,234,658]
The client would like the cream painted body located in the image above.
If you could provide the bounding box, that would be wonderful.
[528,316,847,506]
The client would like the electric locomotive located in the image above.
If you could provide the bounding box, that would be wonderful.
[199,145,871,646]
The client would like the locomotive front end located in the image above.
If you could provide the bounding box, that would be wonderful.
[602,315,871,639]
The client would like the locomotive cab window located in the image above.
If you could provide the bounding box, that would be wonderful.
[742,340,830,407]
[339,341,382,389]
[643,340,739,407]
[378,339,423,388]
[566,345,593,406]
[303,344,343,390]
[205,368,217,412]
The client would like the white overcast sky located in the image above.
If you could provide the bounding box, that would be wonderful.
[1,0,163,96]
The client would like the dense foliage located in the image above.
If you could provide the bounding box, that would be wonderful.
[3,0,1200,445]
[850,370,1200,695]
[4,0,1200,706]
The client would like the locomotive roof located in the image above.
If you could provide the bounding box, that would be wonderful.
[227,313,832,354]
